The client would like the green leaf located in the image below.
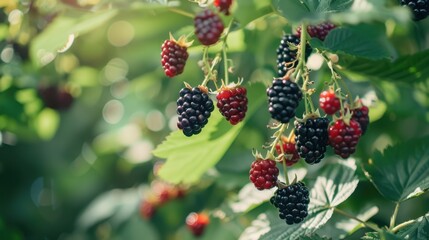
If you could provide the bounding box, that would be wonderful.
[235,0,273,27]
[363,136,429,202]
[239,159,358,240]
[336,49,429,84]
[361,231,402,240]
[153,83,266,184]
[311,158,359,207]
[30,9,118,66]
[316,24,392,59]
[397,212,429,240]
[299,234,332,240]
[274,0,312,23]
[316,205,379,238]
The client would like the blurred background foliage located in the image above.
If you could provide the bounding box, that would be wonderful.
[0,0,428,239]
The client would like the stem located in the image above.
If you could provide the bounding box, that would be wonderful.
[221,20,234,86]
[390,202,400,229]
[201,51,221,87]
[334,208,382,232]
[392,219,416,233]
[269,123,288,156]
[168,8,195,18]
[278,136,290,185]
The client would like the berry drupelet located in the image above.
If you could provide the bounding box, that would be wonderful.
[270,181,310,225]
[400,0,429,21]
[267,77,303,123]
[176,86,214,137]
[161,35,191,77]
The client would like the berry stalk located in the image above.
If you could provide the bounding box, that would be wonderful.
[201,47,221,87]
[221,20,234,85]
[268,123,290,184]
[333,208,382,232]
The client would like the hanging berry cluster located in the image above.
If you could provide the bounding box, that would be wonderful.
[161,0,247,138]
[249,22,371,226]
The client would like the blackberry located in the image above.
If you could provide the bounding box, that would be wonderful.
[161,35,190,77]
[297,22,336,41]
[275,137,301,166]
[38,85,74,110]
[295,117,329,164]
[329,118,362,159]
[194,9,224,46]
[249,158,279,190]
[214,0,232,15]
[176,86,214,137]
[351,105,369,135]
[267,78,303,123]
[276,34,312,77]
[216,85,248,125]
[270,181,310,225]
[400,0,429,21]
[319,90,341,115]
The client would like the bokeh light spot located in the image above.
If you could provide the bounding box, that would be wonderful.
[107,21,135,47]
[103,100,124,124]
[145,110,165,132]
[124,140,153,164]
[103,58,129,84]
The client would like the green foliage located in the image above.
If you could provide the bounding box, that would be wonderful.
[362,231,402,240]
[363,136,429,202]
[397,212,429,239]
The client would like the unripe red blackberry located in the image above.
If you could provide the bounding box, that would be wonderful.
[275,137,300,166]
[319,90,341,115]
[295,117,329,164]
[176,86,214,137]
[214,0,232,15]
[267,78,303,123]
[400,0,429,21]
[297,22,336,41]
[329,118,362,159]
[38,85,73,110]
[351,105,369,135]
[216,85,248,125]
[161,35,191,77]
[270,181,310,225]
[249,158,279,190]
[186,212,210,237]
[276,34,312,77]
[139,200,156,220]
[194,9,224,46]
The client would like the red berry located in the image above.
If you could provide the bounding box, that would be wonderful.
[186,212,210,237]
[297,22,336,41]
[38,85,73,110]
[275,138,300,166]
[139,200,156,220]
[214,0,233,15]
[249,159,279,190]
[319,90,341,115]
[161,36,190,77]
[351,104,369,135]
[194,9,224,46]
[216,85,248,125]
[328,119,362,159]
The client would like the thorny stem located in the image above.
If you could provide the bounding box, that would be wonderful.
[201,48,221,87]
[269,123,288,156]
[392,219,416,233]
[390,202,401,229]
[168,8,195,18]
[221,20,234,86]
[334,208,382,232]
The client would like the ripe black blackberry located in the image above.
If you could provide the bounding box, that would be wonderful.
[270,181,310,225]
[267,78,303,123]
[400,0,429,21]
[294,117,329,164]
[276,34,312,77]
[176,86,214,137]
